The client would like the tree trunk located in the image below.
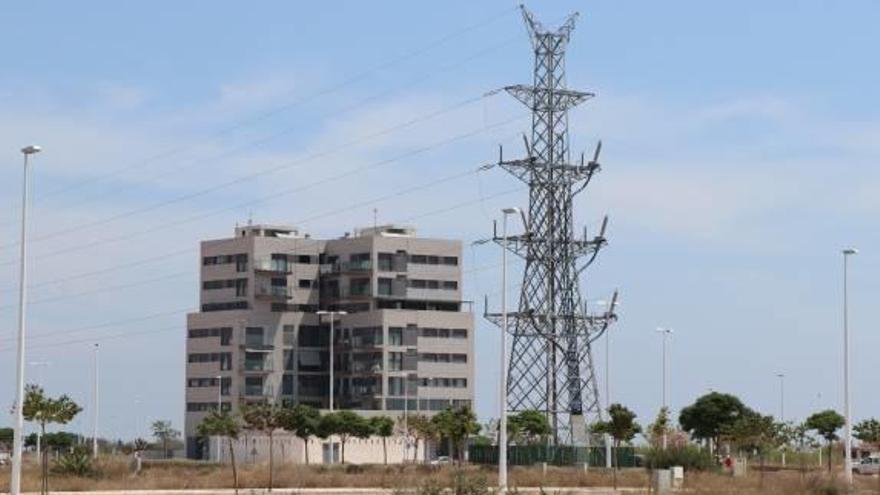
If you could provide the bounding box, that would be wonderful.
[302,436,309,465]
[827,443,832,474]
[341,438,346,464]
[612,440,619,490]
[383,437,387,465]
[228,438,239,495]
[759,453,765,488]
[41,423,48,495]
[268,431,274,492]
[163,438,169,459]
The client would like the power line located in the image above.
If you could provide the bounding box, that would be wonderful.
[0,89,507,253]
[3,31,522,236]
[20,6,519,207]
[0,112,524,268]
[0,132,520,295]
[0,271,192,312]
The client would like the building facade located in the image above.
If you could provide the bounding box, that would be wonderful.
[184,224,474,459]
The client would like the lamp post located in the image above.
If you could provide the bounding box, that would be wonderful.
[776,373,785,422]
[656,327,673,449]
[93,343,100,459]
[498,207,526,494]
[216,374,223,461]
[316,310,347,412]
[842,248,857,485]
[11,144,41,495]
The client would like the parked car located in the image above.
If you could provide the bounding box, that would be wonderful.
[854,457,880,475]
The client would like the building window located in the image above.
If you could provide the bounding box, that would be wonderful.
[378,253,394,271]
[389,352,403,371]
[298,279,312,288]
[388,327,403,346]
[349,278,370,296]
[377,278,393,296]
[201,301,248,312]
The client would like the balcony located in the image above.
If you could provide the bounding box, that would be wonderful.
[255,285,292,300]
[254,258,292,274]
[320,260,372,275]
[240,383,275,398]
[242,356,274,373]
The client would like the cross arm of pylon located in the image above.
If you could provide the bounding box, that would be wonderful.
[504,85,594,112]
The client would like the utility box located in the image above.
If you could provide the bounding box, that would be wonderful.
[733,457,747,477]
[671,466,684,488]
[651,469,672,493]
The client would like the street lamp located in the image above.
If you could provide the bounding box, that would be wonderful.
[842,247,857,485]
[93,343,100,459]
[498,206,525,494]
[776,373,785,422]
[11,144,42,495]
[216,375,223,461]
[316,310,347,412]
[656,327,674,449]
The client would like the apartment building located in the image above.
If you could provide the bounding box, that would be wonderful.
[184,223,474,459]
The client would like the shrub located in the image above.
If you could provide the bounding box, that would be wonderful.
[452,470,489,495]
[52,446,96,477]
[643,445,715,471]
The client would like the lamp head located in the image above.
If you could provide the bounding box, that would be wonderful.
[502,207,521,215]
[843,248,858,256]
[21,145,42,155]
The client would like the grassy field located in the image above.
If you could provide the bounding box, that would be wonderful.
[0,458,879,494]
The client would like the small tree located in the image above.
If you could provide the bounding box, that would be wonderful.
[508,410,551,445]
[648,407,672,449]
[241,403,283,491]
[151,420,181,459]
[319,411,371,464]
[679,392,751,450]
[722,411,776,486]
[197,411,242,495]
[23,384,82,495]
[854,418,880,444]
[432,406,480,465]
[402,414,436,463]
[805,409,844,473]
[369,416,395,465]
[593,403,641,489]
[279,404,320,465]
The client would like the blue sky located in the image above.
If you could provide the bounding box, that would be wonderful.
[0,0,878,441]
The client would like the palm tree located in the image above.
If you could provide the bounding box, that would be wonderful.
[279,404,320,465]
[241,403,283,491]
[369,416,395,465]
[197,410,242,495]
[22,384,82,495]
[150,420,181,459]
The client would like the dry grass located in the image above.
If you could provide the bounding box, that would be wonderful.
[0,457,878,494]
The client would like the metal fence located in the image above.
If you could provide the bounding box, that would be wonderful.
[468,445,637,467]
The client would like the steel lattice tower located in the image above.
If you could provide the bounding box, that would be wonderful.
[485,6,617,446]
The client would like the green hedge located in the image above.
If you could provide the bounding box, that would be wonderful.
[468,445,637,467]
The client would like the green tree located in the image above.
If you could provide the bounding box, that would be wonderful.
[197,410,242,495]
[319,410,371,464]
[0,427,13,451]
[648,407,672,449]
[679,392,752,449]
[369,416,395,465]
[854,418,880,443]
[150,420,181,459]
[403,414,437,463]
[279,404,320,465]
[593,403,641,489]
[431,406,480,465]
[23,384,82,495]
[722,411,778,486]
[241,403,283,491]
[508,410,551,445]
[805,409,844,473]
